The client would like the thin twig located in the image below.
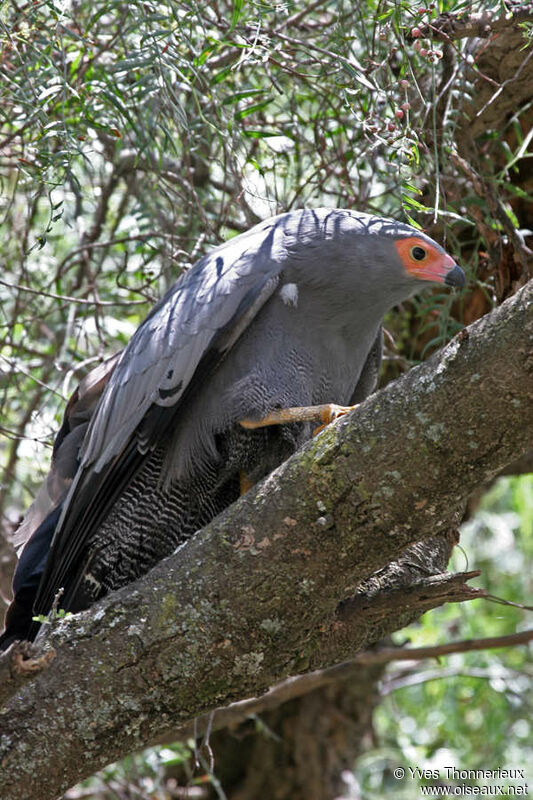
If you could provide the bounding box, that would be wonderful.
[0,278,148,306]
[354,629,533,666]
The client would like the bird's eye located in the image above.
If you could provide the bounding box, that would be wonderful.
[410,245,427,262]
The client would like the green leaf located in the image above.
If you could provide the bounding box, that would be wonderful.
[212,66,232,85]
[234,98,273,120]
[402,193,430,212]
[403,183,423,195]
[404,213,423,229]
[38,84,63,102]
[340,61,376,92]
[243,129,284,139]
[194,46,214,67]
[231,0,244,28]
[222,89,269,105]
[247,157,265,176]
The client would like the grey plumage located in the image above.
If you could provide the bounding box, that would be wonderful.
[3,207,464,642]
[72,209,447,479]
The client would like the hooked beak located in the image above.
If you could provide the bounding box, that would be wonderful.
[444,263,466,288]
[421,252,466,288]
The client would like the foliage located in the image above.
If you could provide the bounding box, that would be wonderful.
[0,0,531,796]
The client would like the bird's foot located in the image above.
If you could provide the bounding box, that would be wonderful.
[239,402,358,435]
[311,403,358,435]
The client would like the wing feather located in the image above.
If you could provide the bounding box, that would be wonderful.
[33,217,286,614]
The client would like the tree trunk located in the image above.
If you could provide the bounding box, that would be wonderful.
[210,666,383,800]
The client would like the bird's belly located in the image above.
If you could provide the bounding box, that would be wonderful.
[164,309,378,484]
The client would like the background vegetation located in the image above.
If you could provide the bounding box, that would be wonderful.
[0,0,531,797]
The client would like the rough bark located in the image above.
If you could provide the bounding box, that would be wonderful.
[0,281,531,800]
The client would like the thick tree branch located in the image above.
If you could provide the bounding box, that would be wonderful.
[0,281,531,799]
[152,569,486,744]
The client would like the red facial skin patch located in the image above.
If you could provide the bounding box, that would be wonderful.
[394,236,457,283]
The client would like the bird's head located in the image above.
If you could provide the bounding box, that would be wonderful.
[393,234,465,289]
[291,211,465,300]
[324,216,466,315]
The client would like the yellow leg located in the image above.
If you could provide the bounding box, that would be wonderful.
[239,403,358,436]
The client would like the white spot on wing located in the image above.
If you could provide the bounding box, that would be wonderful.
[280,283,298,307]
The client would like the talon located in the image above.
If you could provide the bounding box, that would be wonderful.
[313,404,358,436]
